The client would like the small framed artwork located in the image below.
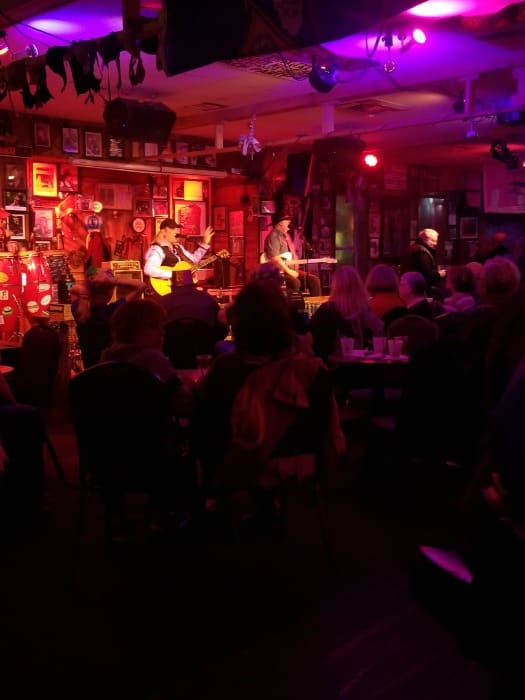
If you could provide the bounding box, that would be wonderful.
[459,217,478,240]
[34,122,51,148]
[59,165,79,192]
[172,179,185,199]
[62,127,80,154]
[318,238,332,255]
[108,137,124,159]
[3,190,27,210]
[85,131,103,158]
[369,238,380,259]
[36,240,51,251]
[152,200,168,216]
[4,162,26,189]
[213,205,226,231]
[33,208,54,240]
[230,237,244,256]
[32,162,58,197]
[174,201,206,237]
[8,213,26,239]
[229,210,244,237]
[184,180,203,202]
[133,198,152,216]
[152,175,168,199]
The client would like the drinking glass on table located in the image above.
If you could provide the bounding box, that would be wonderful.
[372,336,386,356]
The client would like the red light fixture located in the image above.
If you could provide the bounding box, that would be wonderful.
[363,153,379,168]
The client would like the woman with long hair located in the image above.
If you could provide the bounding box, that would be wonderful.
[309,265,384,361]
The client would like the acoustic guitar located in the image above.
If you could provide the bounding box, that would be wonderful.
[150,249,230,296]
[259,251,337,265]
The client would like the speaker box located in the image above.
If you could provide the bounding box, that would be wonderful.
[103,99,176,143]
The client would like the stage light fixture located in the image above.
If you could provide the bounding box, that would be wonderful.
[11,44,39,60]
[308,56,338,94]
[400,28,427,54]
[363,153,379,167]
[490,139,520,169]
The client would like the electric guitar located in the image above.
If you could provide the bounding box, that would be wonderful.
[150,249,230,296]
[259,251,337,265]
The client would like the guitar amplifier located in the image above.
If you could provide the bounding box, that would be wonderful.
[102,260,142,273]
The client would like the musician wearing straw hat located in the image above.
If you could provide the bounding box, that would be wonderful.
[263,213,321,296]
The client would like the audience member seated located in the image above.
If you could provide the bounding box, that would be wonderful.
[442,265,477,313]
[192,278,343,494]
[309,265,384,362]
[465,261,486,304]
[159,268,228,341]
[365,263,402,320]
[383,271,444,329]
[71,267,146,369]
[101,298,194,416]
[0,373,46,521]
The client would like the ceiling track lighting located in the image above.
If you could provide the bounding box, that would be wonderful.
[380,27,426,73]
[0,31,38,62]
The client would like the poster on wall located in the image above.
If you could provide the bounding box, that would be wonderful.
[174,201,206,237]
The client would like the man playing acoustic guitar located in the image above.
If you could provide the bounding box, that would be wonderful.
[263,213,322,297]
[144,218,215,293]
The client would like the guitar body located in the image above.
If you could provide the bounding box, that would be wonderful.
[149,249,230,296]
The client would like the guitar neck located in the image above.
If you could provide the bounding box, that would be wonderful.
[287,257,335,265]
[192,254,218,272]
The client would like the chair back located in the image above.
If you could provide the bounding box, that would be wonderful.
[163,317,216,368]
[12,324,61,416]
[68,361,170,489]
[388,314,439,354]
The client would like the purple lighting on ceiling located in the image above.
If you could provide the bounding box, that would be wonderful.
[406,1,515,18]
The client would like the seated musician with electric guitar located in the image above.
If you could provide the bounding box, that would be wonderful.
[263,214,324,297]
[144,218,216,294]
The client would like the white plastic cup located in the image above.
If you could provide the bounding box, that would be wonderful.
[372,336,386,356]
[340,336,355,357]
[388,337,403,358]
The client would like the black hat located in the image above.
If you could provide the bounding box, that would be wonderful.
[272,212,292,226]
[159,218,183,230]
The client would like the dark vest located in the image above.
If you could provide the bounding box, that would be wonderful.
[153,242,179,267]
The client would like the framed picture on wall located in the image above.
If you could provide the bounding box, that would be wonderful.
[229,210,244,237]
[33,208,54,240]
[85,131,103,158]
[32,162,58,197]
[152,175,168,199]
[3,190,27,210]
[174,201,206,237]
[4,162,26,189]
[459,217,478,239]
[34,122,51,148]
[213,205,226,231]
[152,200,168,216]
[62,127,80,154]
[133,198,152,217]
[8,213,26,239]
[369,238,380,259]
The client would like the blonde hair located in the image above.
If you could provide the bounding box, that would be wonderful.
[329,265,370,317]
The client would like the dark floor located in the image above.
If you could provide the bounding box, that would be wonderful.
[0,410,499,699]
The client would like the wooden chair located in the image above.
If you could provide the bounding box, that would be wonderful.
[214,363,342,566]
[68,361,185,547]
[387,314,440,355]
